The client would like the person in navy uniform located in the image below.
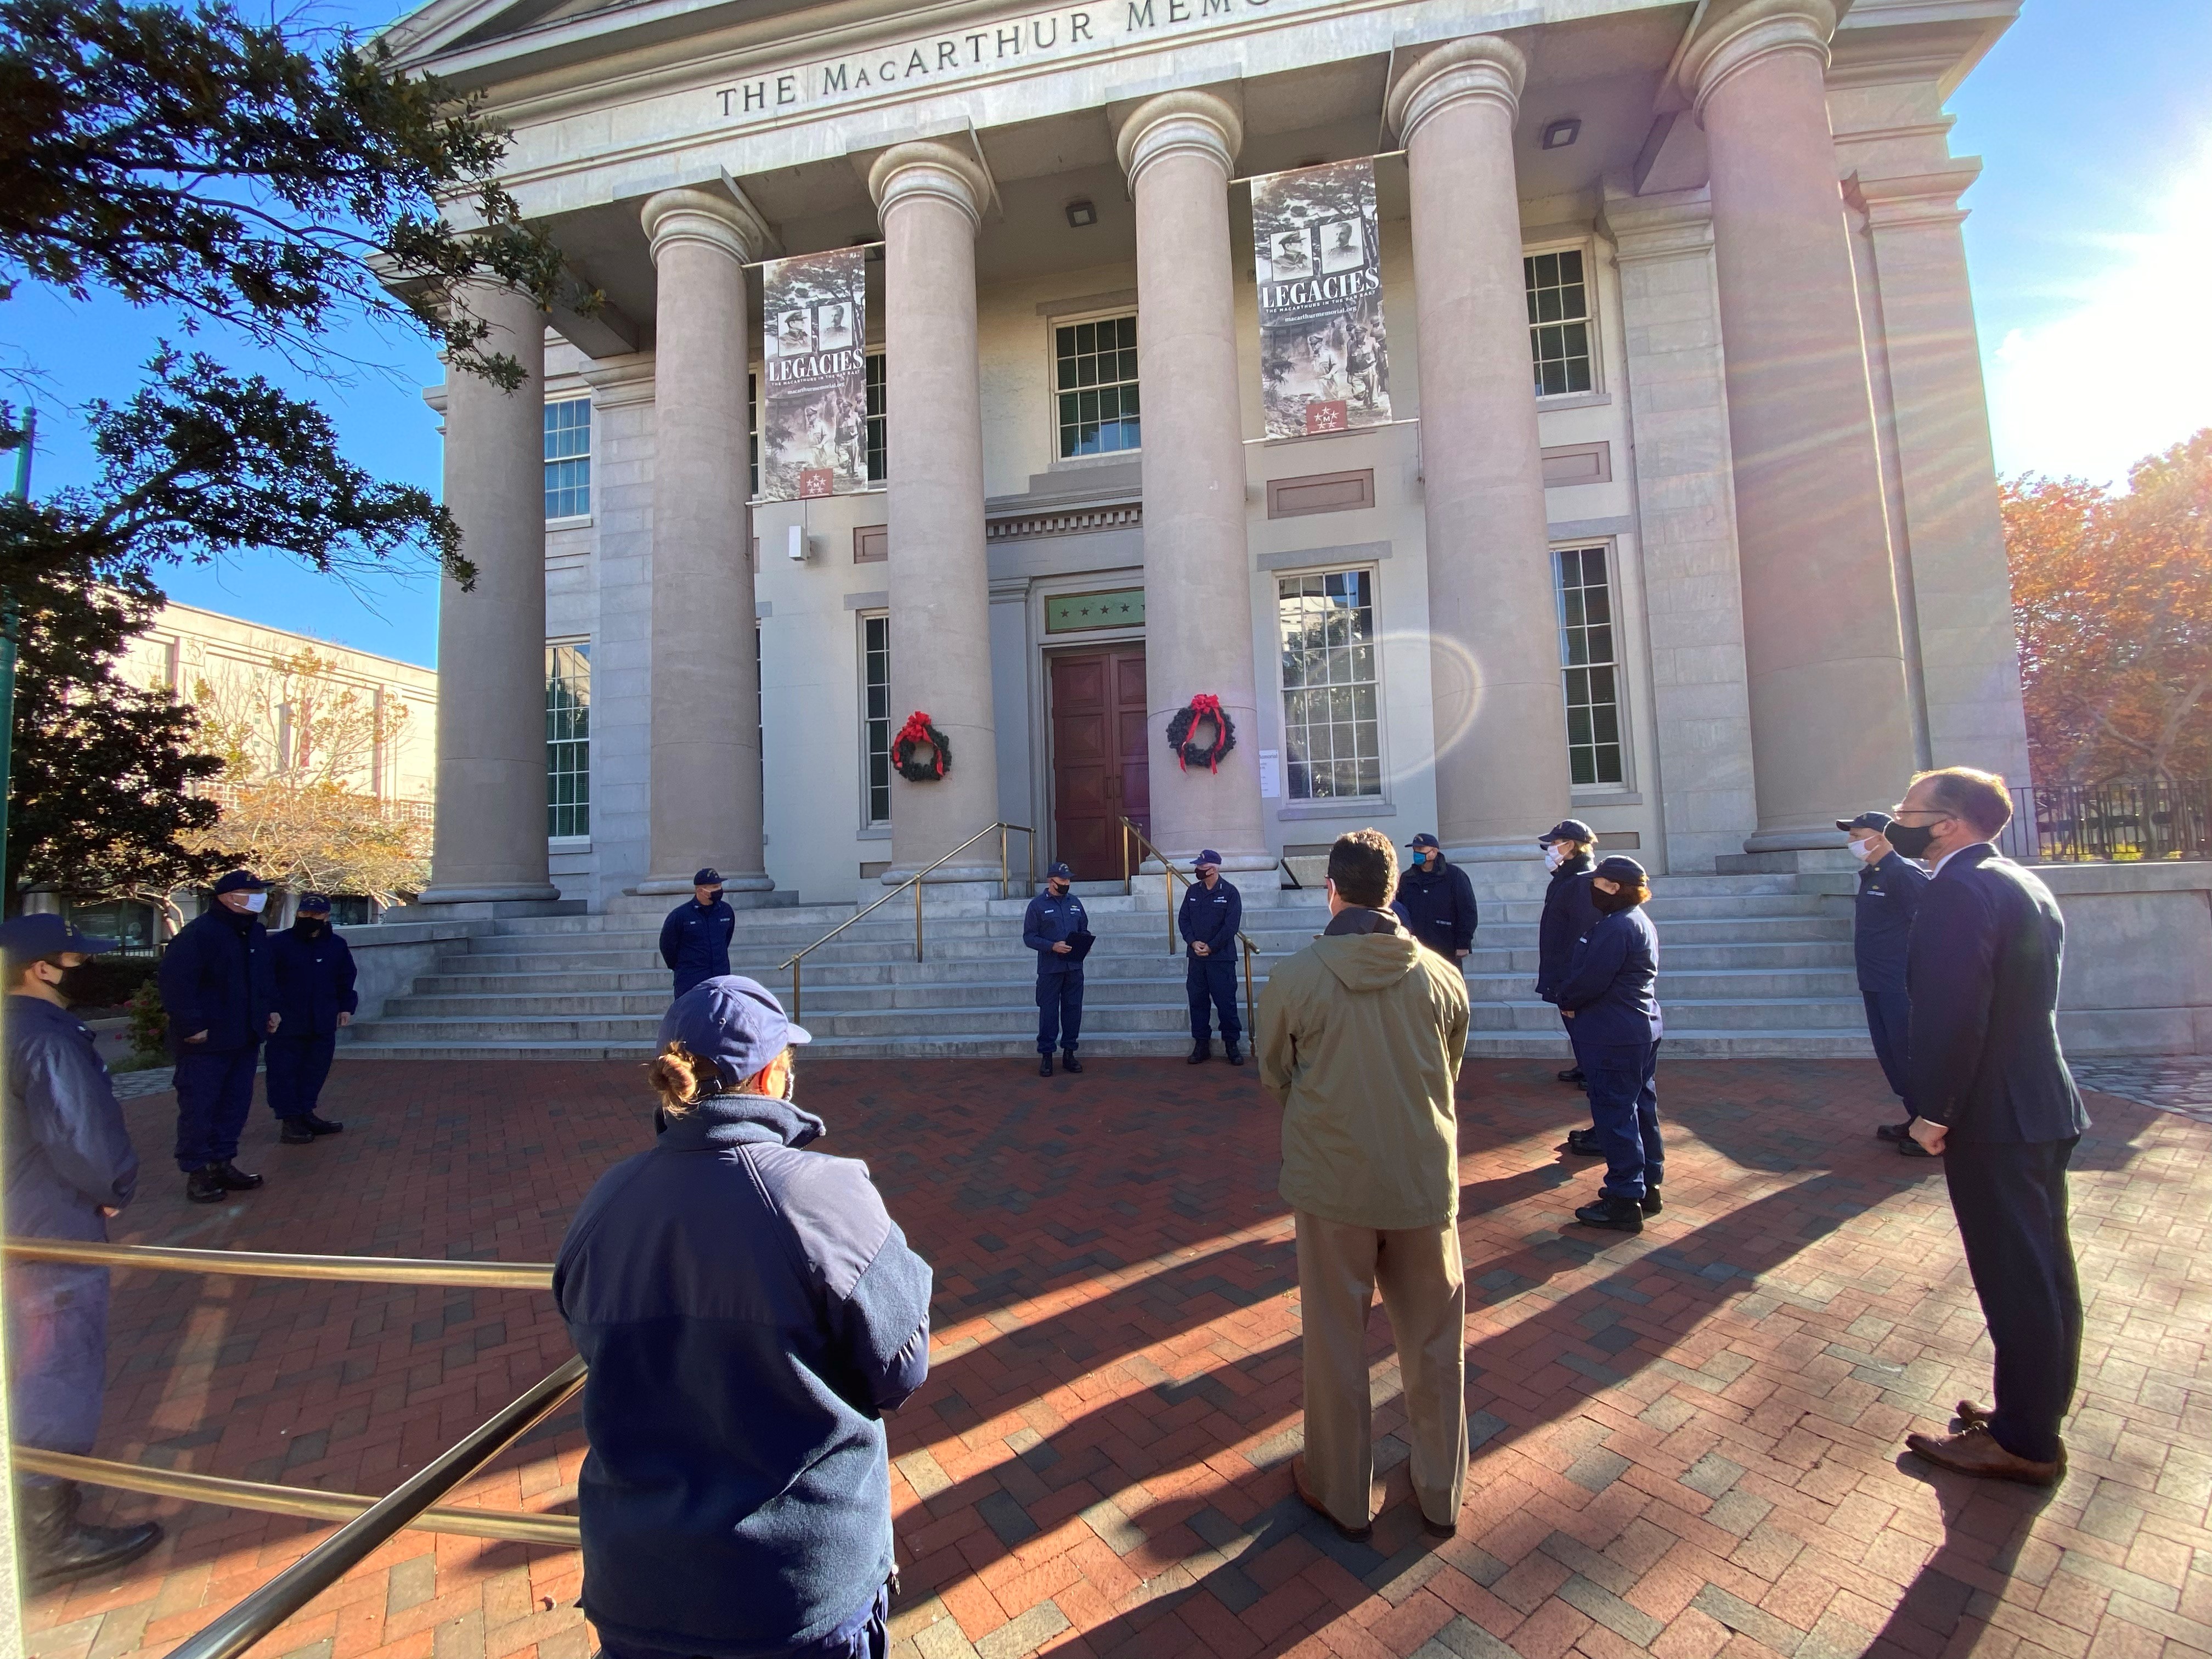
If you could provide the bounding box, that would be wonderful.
[1889,768,2087,1487]
[1536,820,1601,1097]
[1392,833,1478,963]
[1838,810,1932,1155]
[1180,850,1244,1065]
[1022,862,1090,1077]
[1552,856,1663,1233]
[266,893,356,1144]
[3,915,165,1584]
[659,868,736,1000]
[159,870,279,1203]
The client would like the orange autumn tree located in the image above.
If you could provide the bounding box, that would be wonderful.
[2002,427,2212,785]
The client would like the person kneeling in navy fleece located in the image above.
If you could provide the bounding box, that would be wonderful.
[555,975,934,1659]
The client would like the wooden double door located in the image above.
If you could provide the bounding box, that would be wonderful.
[1049,646,1149,881]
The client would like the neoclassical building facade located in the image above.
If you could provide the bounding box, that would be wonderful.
[393,0,2030,910]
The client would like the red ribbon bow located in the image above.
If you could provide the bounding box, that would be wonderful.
[1185,694,1226,773]
[896,711,946,777]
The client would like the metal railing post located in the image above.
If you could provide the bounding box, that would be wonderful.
[915,866,925,962]
[1243,935,1257,1040]
[1000,825,1009,899]
[1165,865,1175,955]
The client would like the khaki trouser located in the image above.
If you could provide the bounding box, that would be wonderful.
[1295,1211,1468,1530]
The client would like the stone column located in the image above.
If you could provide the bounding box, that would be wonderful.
[636,188,774,896]
[1683,0,1917,850]
[1113,91,1270,872]
[867,143,1002,881]
[420,283,560,906]
[1851,165,2033,786]
[1385,40,1571,860]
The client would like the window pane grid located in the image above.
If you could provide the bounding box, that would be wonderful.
[1277,570,1381,800]
[546,643,591,837]
[748,373,759,498]
[865,352,887,482]
[543,400,591,518]
[1054,315,1141,457]
[1524,250,1594,398]
[863,615,891,824]
[1555,546,1624,786]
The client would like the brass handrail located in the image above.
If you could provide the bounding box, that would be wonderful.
[4,1238,552,1289]
[780,822,1035,1019]
[1117,816,1262,1038]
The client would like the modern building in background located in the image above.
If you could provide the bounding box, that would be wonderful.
[389,0,2030,911]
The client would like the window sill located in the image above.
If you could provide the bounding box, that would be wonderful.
[545,515,594,531]
[1570,790,1641,806]
[1275,798,1395,821]
[857,823,892,841]
[1536,391,1611,413]
[549,837,592,851]
[1050,450,1143,471]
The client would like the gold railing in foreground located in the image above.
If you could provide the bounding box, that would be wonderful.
[778,821,1034,1020]
[1116,816,1262,1040]
[3,1238,576,1659]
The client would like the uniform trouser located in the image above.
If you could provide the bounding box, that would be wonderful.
[1577,1036,1663,1201]
[4,1261,110,1480]
[1186,954,1241,1047]
[1036,969,1084,1056]
[599,1578,891,1659]
[1295,1212,1467,1531]
[264,1032,337,1119]
[1861,990,1912,1110]
[1944,1137,2083,1464]
[174,1044,260,1171]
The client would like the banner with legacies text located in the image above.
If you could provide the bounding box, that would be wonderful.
[760,246,868,500]
[1251,158,1391,439]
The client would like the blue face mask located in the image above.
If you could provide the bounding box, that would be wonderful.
[240,891,268,913]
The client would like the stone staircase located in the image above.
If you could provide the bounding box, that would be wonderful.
[342,871,1875,1062]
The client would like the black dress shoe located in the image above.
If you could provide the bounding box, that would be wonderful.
[1060,1053,1082,1074]
[210,1160,264,1191]
[1038,1056,1054,1077]
[1897,1137,1933,1158]
[1224,1048,1245,1066]
[1640,1187,1663,1217]
[1187,1045,1209,1065]
[279,1114,342,1143]
[1566,1128,1603,1156]
[185,1166,226,1204]
[18,1482,162,1587]
[1876,1120,1914,1142]
[1558,1068,1585,1085]
[1572,1194,1645,1233]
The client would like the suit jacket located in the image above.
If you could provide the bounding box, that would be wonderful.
[1904,844,2087,1143]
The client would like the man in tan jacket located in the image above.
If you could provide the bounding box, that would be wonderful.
[1259,829,1471,1541]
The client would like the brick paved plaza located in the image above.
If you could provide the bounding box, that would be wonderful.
[20,1057,2212,1659]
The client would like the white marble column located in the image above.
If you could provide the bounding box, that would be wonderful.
[1113,91,1270,872]
[867,143,1002,881]
[1683,0,1918,851]
[1385,39,1572,860]
[420,283,560,905]
[636,189,774,895]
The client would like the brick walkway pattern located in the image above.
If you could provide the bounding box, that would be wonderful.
[19,1057,2211,1659]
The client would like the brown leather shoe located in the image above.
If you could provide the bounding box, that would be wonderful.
[1905,1423,2061,1486]
[1291,1456,1378,1542]
[1955,1400,1993,1426]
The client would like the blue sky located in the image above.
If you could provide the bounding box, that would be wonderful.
[14,0,2211,669]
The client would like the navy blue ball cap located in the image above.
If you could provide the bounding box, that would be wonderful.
[1836,811,1894,834]
[1593,855,1646,883]
[1,914,118,967]
[1047,862,1073,879]
[1195,849,1223,868]
[657,975,811,1088]
[693,868,723,888]
[1538,820,1596,847]
[1406,832,1441,851]
[212,870,271,895]
[296,893,332,914]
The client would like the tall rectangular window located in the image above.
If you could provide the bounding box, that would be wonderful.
[865,352,888,482]
[862,615,891,824]
[1277,570,1381,800]
[1556,546,1624,786]
[544,399,591,518]
[747,372,759,498]
[1054,315,1140,458]
[546,642,591,838]
[1525,250,1593,397]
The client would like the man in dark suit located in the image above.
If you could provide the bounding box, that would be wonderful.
[1891,767,2086,1486]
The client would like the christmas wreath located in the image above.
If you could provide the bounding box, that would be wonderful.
[1165,693,1237,773]
[892,711,952,782]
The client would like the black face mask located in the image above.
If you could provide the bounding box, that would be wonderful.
[297,918,326,936]
[53,966,102,1006]
[1885,820,1939,859]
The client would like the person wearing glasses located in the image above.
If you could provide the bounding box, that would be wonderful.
[1886,768,2085,1487]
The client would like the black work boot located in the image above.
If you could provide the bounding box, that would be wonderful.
[1565,1128,1603,1156]
[1557,1067,1585,1085]
[1060,1052,1082,1074]
[1187,1043,1210,1065]
[1224,1047,1245,1066]
[185,1165,226,1204]
[210,1160,264,1191]
[1572,1194,1645,1233]
[281,1113,345,1144]
[1038,1056,1054,1077]
[1640,1186,1663,1217]
[17,1481,162,1587]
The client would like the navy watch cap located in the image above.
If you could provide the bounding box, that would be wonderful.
[657,975,811,1088]
[1592,855,1646,883]
[1406,832,1441,850]
[693,868,723,887]
[1195,849,1223,867]
[211,870,271,895]
[1,914,118,967]
[296,893,332,914]
[1047,862,1073,879]
[1835,811,1895,834]
[1538,820,1596,846]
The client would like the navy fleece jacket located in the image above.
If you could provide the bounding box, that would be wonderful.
[554,1092,933,1656]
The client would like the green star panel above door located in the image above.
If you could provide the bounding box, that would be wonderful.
[1045,589,1146,634]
